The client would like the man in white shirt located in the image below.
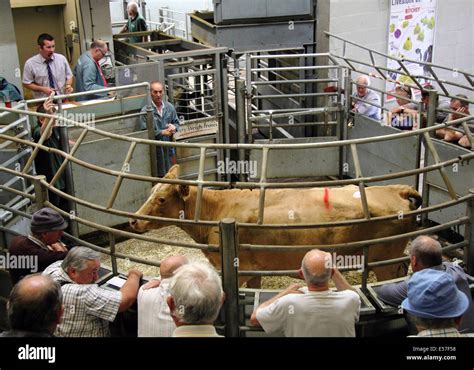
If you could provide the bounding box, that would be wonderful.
[137,255,188,337]
[250,249,361,337]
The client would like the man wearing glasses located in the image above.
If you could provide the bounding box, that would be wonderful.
[74,40,109,101]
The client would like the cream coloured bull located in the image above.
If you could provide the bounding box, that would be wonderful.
[130,165,421,287]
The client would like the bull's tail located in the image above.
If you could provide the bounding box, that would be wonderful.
[399,186,422,209]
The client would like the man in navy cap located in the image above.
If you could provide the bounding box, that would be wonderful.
[402,269,472,337]
[8,207,70,284]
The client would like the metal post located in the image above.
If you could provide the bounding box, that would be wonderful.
[32,175,48,211]
[109,232,118,276]
[419,90,438,226]
[361,245,369,292]
[57,106,79,237]
[219,218,240,338]
[236,78,247,182]
[464,190,474,276]
[146,105,158,178]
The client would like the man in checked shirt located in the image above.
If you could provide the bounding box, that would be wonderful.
[43,246,142,337]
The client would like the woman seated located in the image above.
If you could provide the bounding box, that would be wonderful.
[386,86,419,130]
[435,94,472,149]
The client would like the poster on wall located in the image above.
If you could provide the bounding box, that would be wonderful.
[386,0,437,100]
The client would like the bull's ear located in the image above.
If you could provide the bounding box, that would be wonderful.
[178,185,190,199]
[165,165,180,179]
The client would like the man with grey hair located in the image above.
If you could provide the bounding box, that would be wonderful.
[137,255,188,337]
[119,1,147,43]
[74,40,109,101]
[374,235,474,332]
[351,74,382,120]
[166,262,224,337]
[0,274,63,337]
[43,246,142,337]
[250,249,360,337]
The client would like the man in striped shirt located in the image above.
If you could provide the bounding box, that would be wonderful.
[43,246,142,337]
[23,33,73,98]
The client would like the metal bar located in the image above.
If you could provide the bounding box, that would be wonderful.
[50,129,88,187]
[252,122,338,128]
[32,175,48,210]
[251,65,337,73]
[250,107,338,121]
[369,241,468,268]
[423,132,458,199]
[350,144,371,219]
[219,219,240,338]
[24,82,150,105]
[0,117,28,134]
[236,78,247,182]
[21,114,55,174]
[0,185,35,200]
[5,108,471,149]
[109,232,118,276]
[465,190,474,275]
[93,112,146,124]
[30,169,473,231]
[47,202,219,251]
[249,53,331,59]
[251,78,338,86]
[106,141,137,209]
[361,245,369,291]
[239,217,469,252]
[251,92,338,100]
[194,147,206,222]
[2,144,472,196]
[257,148,269,224]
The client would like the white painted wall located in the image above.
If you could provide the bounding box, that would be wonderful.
[0,0,22,95]
[327,0,473,96]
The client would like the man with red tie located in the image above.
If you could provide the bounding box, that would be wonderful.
[74,40,109,101]
[23,33,73,99]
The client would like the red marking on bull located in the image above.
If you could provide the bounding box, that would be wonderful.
[323,188,331,211]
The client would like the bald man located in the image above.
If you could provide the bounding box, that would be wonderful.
[0,274,63,337]
[351,75,382,120]
[74,40,109,101]
[250,249,360,337]
[137,255,188,337]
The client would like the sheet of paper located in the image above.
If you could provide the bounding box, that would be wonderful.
[106,276,127,288]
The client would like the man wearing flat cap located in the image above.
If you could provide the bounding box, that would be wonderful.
[9,207,70,284]
[402,269,473,337]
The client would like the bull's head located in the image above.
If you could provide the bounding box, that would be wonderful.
[129,165,190,232]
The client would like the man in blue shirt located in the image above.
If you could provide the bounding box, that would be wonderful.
[374,235,474,333]
[74,40,108,101]
[140,81,180,176]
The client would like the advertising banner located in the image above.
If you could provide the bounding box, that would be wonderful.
[386,0,437,100]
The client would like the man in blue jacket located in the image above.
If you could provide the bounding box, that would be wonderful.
[74,40,108,101]
[374,235,474,333]
[140,81,180,176]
